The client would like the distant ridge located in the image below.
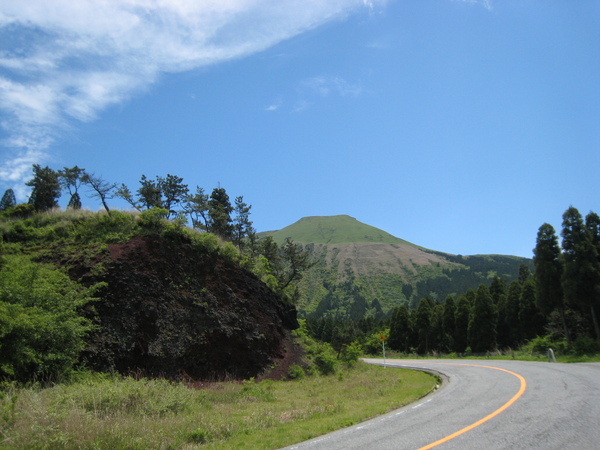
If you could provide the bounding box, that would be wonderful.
[265,215,419,246]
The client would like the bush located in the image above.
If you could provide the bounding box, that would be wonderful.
[314,353,337,375]
[340,341,362,367]
[573,336,600,356]
[138,208,169,232]
[524,335,568,354]
[0,255,96,382]
[287,364,305,380]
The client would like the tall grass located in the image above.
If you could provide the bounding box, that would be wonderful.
[0,364,436,449]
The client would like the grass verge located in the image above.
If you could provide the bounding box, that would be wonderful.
[0,363,437,449]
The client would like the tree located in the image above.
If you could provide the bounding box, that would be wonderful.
[415,297,433,353]
[534,223,570,344]
[184,186,209,231]
[207,187,234,239]
[561,206,600,340]
[504,280,522,346]
[468,284,497,352]
[489,276,507,305]
[59,166,85,210]
[442,296,456,351]
[233,196,255,251]
[388,304,410,352]
[454,295,471,352]
[137,174,162,210]
[26,164,61,212]
[0,189,17,211]
[519,277,545,341]
[82,172,117,214]
[158,174,188,218]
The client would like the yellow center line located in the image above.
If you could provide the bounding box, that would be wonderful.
[402,362,527,450]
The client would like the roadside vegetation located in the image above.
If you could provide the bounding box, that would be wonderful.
[0,362,436,449]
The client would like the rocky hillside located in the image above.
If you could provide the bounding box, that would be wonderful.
[262,215,533,316]
[1,210,301,382]
[72,235,300,380]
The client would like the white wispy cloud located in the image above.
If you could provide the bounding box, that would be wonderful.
[0,0,384,194]
[453,0,493,10]
[291,75,364,112]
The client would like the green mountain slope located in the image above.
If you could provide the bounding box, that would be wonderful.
[262,215,533,318]
[264,215,417,246]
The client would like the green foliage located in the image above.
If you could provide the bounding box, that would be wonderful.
[524,335,568,354]
[137,207,169,231]
[0,255,96,382]
[287,364,305,380]
[572,336,600,356]
[26,164,61,212]
[0,189,16,212]
[340,341,362,367]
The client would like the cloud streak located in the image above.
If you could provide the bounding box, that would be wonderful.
[0,0,384,192]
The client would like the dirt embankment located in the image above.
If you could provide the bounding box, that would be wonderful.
[72,235,301,381]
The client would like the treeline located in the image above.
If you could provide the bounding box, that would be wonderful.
[307,206,600,356]
[1,164,316,305]
[1,165,254,244]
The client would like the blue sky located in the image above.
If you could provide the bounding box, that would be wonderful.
[1,0,598,258]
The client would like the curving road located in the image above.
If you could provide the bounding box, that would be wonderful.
[285,358,600,449]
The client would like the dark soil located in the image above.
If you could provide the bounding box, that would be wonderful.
[70,234,301,381]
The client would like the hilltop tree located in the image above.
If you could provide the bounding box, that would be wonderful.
[0,189,17,211]
[561,207,600,340]
[534,223,569,344]
[158,174,188,218]
[82,172,117,214]
[207,187,234,239]
[184,186,209,230]
[59,166,85,210]
[233,196,255,251]
[26,164,61,212]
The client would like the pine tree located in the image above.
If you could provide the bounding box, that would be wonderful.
[561,207,600,340]
[0,189,17,211]
[26,165,61,212]
[454,295,471,352]
[468,284,498,352]
[388,304,410,352]
[207,187,234,239]
[534,223,569,344]
[59,166,85,210]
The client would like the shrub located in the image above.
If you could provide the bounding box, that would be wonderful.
[137,208,169,232]
[314,353,337,376]
[287,364,305,380]
[340,341,362,367]
[0,255,96,382]
[573,336,600,356]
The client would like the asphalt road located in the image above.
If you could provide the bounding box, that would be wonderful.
[284,358,600,450]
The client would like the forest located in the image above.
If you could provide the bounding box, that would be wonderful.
[307,206,600,358]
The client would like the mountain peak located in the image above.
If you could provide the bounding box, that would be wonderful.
[266,215,415,245]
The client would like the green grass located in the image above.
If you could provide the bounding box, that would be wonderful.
[0,363,437,449]
[264,215,417,245]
